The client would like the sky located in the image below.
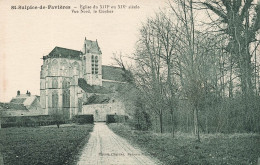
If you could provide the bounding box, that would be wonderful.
[0,0,168,102]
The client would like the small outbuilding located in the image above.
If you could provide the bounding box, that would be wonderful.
[0,90,44,117]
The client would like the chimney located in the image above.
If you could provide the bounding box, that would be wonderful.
[26,90,31,96]
[17,90,20,96]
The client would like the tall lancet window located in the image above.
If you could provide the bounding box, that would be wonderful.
[91,55,94,74]
[52,91,58,108]
[52,77,58,88]
[62,90,70,108]
[51,60,58,76]
[91,55,98,75]
[72,62,80,76]
[95,56,98,74]
[60,60,69,77]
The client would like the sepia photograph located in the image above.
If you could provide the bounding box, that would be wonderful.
[0,0,259,164]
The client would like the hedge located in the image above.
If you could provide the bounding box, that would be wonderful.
[1,115,66,128]
[72,115,94,124]
[106,115,128,124]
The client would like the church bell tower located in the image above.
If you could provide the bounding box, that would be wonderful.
[82,37,102,86]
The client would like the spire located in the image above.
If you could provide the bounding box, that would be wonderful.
[82,37,87,54]
[96,39,101,53]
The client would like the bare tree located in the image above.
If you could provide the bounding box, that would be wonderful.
[133,17,167,133]
[113,0,260,137]
[150,12,179,136]
[202,0,260,105]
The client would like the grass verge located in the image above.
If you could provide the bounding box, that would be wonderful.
[109,123,260,165]
[0,124,93,165]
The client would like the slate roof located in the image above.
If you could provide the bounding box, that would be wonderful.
[83,94,110,105]
[44,47,82,60]
[83,38,102,54]
[102,65,126,82]
[78,78,111,94]
[10,98,26,104]
[10,95,37,107]
[23,96,36,106]
[0,102,28,111]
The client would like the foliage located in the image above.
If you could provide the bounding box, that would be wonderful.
[106,114,128,124]
[202,0,260,114]
[72,115,94,124]
[129,105,152,131]
[114,0,260,138]
[1,115,65,128]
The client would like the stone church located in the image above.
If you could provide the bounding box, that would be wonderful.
[40,38,126,121]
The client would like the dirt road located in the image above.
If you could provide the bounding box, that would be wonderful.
[77,123,162,165]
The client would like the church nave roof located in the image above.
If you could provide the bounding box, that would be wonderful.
[45,47,82,60]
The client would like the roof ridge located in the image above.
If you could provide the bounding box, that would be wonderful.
[102,65,122,69]
[55,46,81,52]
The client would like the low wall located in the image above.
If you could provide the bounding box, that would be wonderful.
[82,102,126,122]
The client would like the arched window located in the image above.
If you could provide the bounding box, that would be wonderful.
[72,62,80,76]
[48,91,52,108]
[60,60,69,76]
[48,65,51,76]
[51,60,59,76]
[62,79,70,89]
[62,90,70,108]
[95,56,98,74]
[48,79,52,88]
[91,55,98,75]
[52,90,58,108]
[52,77,58,88]
[44,68,47,77]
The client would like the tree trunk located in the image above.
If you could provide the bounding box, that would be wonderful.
[193,109,197,135]
[159,111,163,134]
[255,42,258,95]
[206,116,208,134]
[170,110,175,137]
[240,51,253,108]
[194,107,200,141]
[186,113,189,132]
[229,57,233,98]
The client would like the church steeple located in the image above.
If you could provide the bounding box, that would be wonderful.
[82,37,87,54]
[82,37,101,54]
[82,37,102,86]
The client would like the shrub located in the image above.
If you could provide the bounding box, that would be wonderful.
[0,115,66,128]
[106,115,127,124]
[72,115,94,124]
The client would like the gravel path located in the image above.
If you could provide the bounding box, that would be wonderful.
[77,122,162,165]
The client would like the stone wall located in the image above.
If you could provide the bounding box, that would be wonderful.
[82,101,126,122]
